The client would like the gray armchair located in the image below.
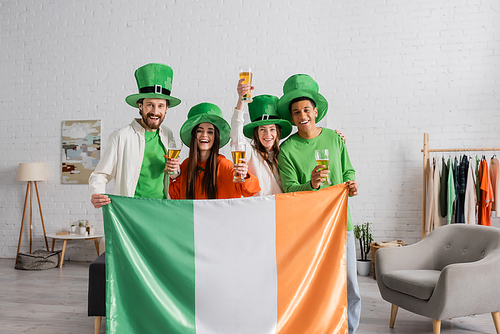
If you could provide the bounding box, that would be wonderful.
[375,224,500,334]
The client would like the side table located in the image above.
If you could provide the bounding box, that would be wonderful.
[46,233,104,268]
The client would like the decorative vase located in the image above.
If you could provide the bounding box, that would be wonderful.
[357,259,371,276]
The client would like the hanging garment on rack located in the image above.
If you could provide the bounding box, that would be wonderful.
[432,157,441,228]
[490,156,499,217]
[464,159,477,224]
[476,156,481,203]
[478,158,494,226]
[446,157,456,225]
[439,156,448,218]
[453,157,460,224]
[455,155,468,224]
[453,157,461,223]
[424,157,435,236]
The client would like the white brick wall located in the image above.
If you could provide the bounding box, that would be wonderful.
[1,0,499,261]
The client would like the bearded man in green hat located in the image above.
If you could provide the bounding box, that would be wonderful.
[277,74,360,334]
[89,63,182,208]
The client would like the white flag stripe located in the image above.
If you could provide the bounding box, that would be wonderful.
[194,196,278,334]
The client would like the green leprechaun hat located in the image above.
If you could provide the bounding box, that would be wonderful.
[125,63,181,108]
[243,95,293,139]
[277,74,328,125]
[180,102,231,148]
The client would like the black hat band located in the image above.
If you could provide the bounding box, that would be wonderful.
[140,85,171,96]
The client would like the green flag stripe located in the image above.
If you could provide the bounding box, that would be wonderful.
[103,195,196,334]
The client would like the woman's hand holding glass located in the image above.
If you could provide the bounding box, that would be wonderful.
[236,78,255,110]
[231,142,247,183]
[238,65,254,102]
[233,158,249,181]
[237,78,254,100]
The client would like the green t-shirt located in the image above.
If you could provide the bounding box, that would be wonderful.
[278,128,356,230]
[447,157,456,225]
[134,130,167,199]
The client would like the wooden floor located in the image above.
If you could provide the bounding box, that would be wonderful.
[0,258,497,334]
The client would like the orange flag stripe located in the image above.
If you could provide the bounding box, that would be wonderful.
[275,184,349,333]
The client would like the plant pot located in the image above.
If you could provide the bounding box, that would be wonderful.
[357,259,371,276]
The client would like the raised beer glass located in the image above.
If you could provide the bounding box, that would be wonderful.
[314,149,331,186]
[239,66,253,102]
[166,138,183,175]
[231,143,246,183]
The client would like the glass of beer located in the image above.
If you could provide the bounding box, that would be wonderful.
[231,143,246,183]
[315,149,331,186]
[239,66,253,102]
[166,138,183,174]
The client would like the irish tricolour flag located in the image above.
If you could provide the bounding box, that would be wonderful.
[103,184,349,334]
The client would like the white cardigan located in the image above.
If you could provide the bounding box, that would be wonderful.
[230,109,283,196]
[89,119,173,197]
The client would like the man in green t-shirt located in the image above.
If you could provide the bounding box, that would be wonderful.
[89,63,182,208]
[277,74,360,334]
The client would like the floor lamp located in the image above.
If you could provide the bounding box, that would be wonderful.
[16,163,49,260]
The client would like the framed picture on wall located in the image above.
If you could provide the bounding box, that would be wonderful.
[61,120,101,184]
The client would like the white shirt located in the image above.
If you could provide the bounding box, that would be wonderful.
[464,161,477,224]
[89,119,173,197]
[432,157,441,228]
[230,108,283,196]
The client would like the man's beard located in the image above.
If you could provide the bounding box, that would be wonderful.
[140,111,165,130]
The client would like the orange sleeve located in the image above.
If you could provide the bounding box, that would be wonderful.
[216,156,261,198]
[169,159,189,199]
[239,172,261,197]
[481,161,494,205]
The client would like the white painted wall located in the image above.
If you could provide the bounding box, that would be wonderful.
[1,0,499,261]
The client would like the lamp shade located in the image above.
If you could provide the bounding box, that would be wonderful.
[17,163,46,181]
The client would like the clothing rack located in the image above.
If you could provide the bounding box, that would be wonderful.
[421,133,500,239]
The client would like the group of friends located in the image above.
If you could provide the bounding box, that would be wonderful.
[88,63,361,333]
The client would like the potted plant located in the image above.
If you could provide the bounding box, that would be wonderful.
[353,222,373,276]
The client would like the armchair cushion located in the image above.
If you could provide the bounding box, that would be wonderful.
[382,269,440,300]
